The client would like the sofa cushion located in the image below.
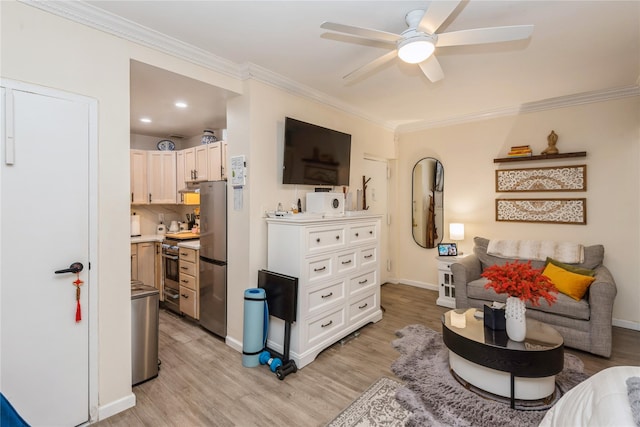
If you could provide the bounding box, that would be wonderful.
[545,257,596,277]
[542,262,595,301]
[474,237,604,271]
[466,277,590,321]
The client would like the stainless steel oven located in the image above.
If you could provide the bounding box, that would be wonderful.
[161,239,181,313]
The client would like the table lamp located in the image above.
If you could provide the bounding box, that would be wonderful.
[449,223,465,255]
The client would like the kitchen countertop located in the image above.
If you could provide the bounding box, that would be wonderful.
[130,234,165,244]
[178,240,200,250]
[130,234,200,250]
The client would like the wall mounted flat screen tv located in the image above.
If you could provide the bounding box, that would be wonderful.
[282,117,351,186]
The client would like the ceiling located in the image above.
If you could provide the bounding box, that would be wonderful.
[84,1,639,138]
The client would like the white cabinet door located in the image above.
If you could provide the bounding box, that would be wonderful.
[184,147,196,181]
[207,142,221,181]
[195,145,208,181]
[130,149,148,204]
[147,151,176,204]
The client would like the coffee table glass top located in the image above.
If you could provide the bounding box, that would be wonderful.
[443,308,563,351]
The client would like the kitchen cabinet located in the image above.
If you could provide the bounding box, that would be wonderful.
[176,150,185,203]
[183,146,209,182]
[221,141,228,180]
[130,149,148,204]
[131,242,162,294]
[147,151,177,204]
[266,215,383,369]
[207,142,222,181]
[179,247,199,319]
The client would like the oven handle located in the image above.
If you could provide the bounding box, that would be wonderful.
[163,287,180,299]
[162,254,179,261]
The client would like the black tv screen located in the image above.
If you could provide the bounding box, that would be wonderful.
[282,117,351,186]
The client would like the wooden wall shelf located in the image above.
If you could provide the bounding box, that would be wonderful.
[493,151,587,163]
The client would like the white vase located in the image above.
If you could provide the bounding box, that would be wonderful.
[505,296,527,342]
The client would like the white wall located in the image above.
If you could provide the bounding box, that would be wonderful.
[396,96,640,328]
[225,79,395,347]
[1,0,242,416]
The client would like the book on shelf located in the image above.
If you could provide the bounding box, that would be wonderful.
[507,152,533,157]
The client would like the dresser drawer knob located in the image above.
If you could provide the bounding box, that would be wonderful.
[316,238,320,243]
[355,232,359,237]
[341,260,352,265]
[364,254,373,259]
[314,266,327,272]
[358,303,368,309]
[335,235,340,240]
[358,279,368,285]
[321,292,333,299]
[321,320,333,328]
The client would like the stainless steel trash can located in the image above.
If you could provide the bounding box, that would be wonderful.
[131,281,159,386]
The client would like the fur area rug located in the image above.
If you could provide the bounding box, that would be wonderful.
[326,377,410,427]
[391,324,590,427]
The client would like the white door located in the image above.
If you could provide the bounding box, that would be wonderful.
[1,84,95,426]
[363,157,390,281]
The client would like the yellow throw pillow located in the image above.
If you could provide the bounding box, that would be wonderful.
[542,262,595,301]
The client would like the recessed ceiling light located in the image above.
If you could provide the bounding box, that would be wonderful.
[175,101,188,108]
[140,117,152,123]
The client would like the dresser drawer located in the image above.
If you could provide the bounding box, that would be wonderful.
[349,223,377,245]
[349,292,377,323]
[306,307,345,346]
[349,270,377,295]
[360,247,377,268]
[306,255,333,283]
[307,280,345,314]
[336,251,357,274]
[179,273,197,291]
[180,286,197,318]
[307,226,346,253]
[179,248,197,263]
[179,260,197,276]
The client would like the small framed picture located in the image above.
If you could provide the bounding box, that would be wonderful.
[438,243,458,256]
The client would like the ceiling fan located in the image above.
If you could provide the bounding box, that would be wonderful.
[320,1,534,82]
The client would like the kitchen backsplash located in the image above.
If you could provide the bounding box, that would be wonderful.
[131,204,198,235]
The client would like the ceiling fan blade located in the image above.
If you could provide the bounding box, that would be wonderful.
[321,21,401,44]
[344,50,398,81]
[436,25,534,47]
[418,1,461,34]
[418,56,444,82]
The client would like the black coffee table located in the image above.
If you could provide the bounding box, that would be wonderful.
[442,308,564,408]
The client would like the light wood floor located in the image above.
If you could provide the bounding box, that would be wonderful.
[98,283,640,426]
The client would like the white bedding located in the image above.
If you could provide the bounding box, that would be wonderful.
[540,366,640,427]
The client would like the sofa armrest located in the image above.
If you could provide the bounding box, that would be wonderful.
[451,254,483,308]
[587,265,618,357]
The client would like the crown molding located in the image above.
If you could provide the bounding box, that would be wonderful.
[239,63,396,130]
[396,85,640,134]
[20,0,241,79]
[21,1,639,136]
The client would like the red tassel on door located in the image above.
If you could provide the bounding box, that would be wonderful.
[76,299,82,322]
[74,274,84,323]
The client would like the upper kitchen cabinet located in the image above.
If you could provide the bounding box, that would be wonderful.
[207,142,222,181]
[183,145,209,182]
[130,149,148,204]
[147,151,177,204]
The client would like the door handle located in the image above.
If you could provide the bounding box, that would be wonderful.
[55,262,84,274]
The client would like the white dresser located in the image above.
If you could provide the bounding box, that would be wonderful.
[266,215,383,369]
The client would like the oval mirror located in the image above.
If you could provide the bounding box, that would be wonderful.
[412,158,444,248]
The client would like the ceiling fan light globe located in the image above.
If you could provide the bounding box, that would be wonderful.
[398,39,435,64]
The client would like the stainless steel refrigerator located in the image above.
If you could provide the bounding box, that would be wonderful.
[198,181,227,337]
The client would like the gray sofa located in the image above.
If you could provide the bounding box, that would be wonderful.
[451,237,617,357]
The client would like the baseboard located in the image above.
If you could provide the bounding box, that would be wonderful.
[98,392,136,421]
[225,335,243,353]
[613,318,640,331]
[395,279,438,291]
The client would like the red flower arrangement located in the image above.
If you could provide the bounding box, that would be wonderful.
[482,260,558,306]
